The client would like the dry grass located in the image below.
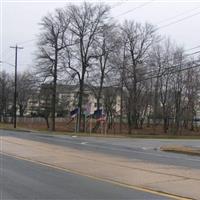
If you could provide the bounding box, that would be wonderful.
[1,120,200,139]
[160,145,200,156]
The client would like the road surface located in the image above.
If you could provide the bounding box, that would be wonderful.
[1,154,170,200]
[1,130,200,169]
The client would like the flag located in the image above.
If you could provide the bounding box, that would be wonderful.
[96,114,106,122]
[93,109,102,119]
[70,108,79,118]
[93,109,106,121]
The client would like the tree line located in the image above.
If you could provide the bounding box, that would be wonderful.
[1,2,200,134]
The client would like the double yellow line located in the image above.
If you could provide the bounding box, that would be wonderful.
[1,152,192,200]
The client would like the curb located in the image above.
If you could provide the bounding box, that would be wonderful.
[0,127,34,133]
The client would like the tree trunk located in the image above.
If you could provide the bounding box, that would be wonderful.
[45,117,49,129]
[97,72,104,110]
[119,83,123,133]
[175,91,181,134]
[51,49,58,131]
[127,110,132,134]
[163,117,168,133]
[78,74,85,132]
[19,105,24,117]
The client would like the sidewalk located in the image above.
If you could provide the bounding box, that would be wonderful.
[2,136,200,200]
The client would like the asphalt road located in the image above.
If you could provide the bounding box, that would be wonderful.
[1,154,170,200]
[1,129,200,169]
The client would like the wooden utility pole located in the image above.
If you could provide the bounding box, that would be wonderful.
[10,45,23,128]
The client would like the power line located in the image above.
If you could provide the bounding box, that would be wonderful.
[18,38,36,45]
[111,60,200,87]
[139,62,200,83]
[117,59,200,86]
[16,2,126,46]
[142,51,200,77]
[10,2,126,47]
[186,45,200,52]
[187,50,200,56]
[114,1,200,31]
[2,1,154,56]
[111,2,125,9]
[144,59,199,78]
[2,38,36,59]
[156,10,200,30]
[130,49,200,73]
[156,6,200,25]
[116,0,154,17]
[3,2,200,53]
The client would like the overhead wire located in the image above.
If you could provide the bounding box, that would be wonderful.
[115,0,155,17]
[156,6,200,25]
[139,62,200,83]
[109,60,200,87]
[186,45,200,52]
[2,1,200,71]
[130,51,200,80]
[115,0,200,33]
[4,1,200,51]
[156,10,200,30]
[11,2,126,47]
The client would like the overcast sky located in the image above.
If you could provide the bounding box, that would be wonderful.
[1,0,200,72]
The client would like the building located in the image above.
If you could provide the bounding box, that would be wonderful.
[25,84,121,117]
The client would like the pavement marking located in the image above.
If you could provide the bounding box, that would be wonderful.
[80,142,88,145]
[1,152,192,200]
[141,147,154,150]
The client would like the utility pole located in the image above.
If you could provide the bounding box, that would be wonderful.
[10,45,23,128]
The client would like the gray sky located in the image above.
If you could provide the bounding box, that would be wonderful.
[1,0,200,72]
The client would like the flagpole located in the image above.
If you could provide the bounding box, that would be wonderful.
[77,107,80,133]
[89,115,92,135]
[104,120,107,135]
[101,120,103,134]
[75,117,76,133]
[84,113,86,133]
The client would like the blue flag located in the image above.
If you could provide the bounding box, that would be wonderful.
[93,109,102,119]
[70,108,79,118]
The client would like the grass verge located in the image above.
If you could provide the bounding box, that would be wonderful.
[1,123,200,139]
[160,145,200,156]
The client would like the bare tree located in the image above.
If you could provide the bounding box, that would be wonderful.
[121,20,156,133]
[103,86,118,130]
[183,63,200,131]
[17,71,36,117]
[89,24,119,110]
[149,43,164,126]
[64,2,110,131]
[0,71,13,122]
[36,8,70,131]
[38,84,52,129]
[171,48,185,134]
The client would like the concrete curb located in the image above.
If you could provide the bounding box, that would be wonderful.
[0,127,125,138]
[1,126,200,140]
[160,145,200,156]
[0,127,34,133]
